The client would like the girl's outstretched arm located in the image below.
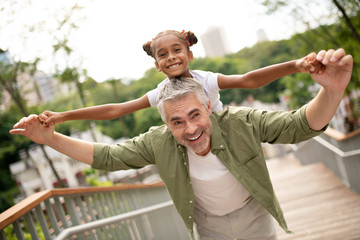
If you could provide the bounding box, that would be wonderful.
[39,94,151,126]
[217,53,322,90]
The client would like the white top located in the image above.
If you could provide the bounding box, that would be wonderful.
[146,70,223,111]
[187,148,251,216]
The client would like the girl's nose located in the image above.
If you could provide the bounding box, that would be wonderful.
[167,52,175,61]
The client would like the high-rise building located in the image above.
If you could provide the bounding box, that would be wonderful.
[200,26,231,58]
[256,28,269,43]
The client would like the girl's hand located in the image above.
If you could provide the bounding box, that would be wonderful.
[295,52,325,74]
[39,110,65,126]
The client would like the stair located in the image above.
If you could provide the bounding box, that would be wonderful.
[266,153,360,240]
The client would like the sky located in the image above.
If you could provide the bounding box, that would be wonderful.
[0,0,332,82]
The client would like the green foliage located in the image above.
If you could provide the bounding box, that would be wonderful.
[0,186,19,213]
[82,167,113,187]
[3,218,45,240]
[133,107,163,135]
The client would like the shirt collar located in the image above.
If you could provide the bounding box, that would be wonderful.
[209,114,226,150]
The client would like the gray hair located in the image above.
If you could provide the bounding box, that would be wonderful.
[156,77,209,123]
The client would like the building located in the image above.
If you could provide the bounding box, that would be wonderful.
[0,49,73,111]
[200,26,231,58]
[256,28,269,43]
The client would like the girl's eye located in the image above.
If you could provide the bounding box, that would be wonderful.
[175,48,181,52]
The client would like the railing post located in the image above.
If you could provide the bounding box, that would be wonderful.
[23,212,40,240]
[44,199,61,235]
[34,205,52,239]
[13,220,25,240]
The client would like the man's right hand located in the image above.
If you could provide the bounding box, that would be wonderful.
[10,114,55,145]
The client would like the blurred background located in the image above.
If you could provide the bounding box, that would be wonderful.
[0,0,359,213]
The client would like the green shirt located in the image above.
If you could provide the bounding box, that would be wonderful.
[92,105,325,236]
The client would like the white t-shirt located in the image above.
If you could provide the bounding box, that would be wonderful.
[187,149,251,216]
[146,70,223,111]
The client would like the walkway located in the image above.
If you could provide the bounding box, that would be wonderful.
[267,153,360,240]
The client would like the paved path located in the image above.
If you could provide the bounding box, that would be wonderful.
[267,153,360,240]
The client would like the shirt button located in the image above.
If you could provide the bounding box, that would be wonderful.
[184,162,187,165]
[189,181,192,185]
[220,144,224,148]
[189,216,192,219]
[189,200,193,204]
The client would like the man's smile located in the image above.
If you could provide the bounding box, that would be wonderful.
[187,131,203,141]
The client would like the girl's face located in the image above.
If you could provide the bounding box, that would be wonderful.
[154,34,193,78]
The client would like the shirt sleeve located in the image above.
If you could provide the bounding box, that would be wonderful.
[147,88,159,107]
[146,78,169,107]
[191,70,222,111]
[92,135,156,171]
[257,105,327,144]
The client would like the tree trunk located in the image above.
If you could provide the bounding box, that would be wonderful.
[333,0,360,44]
[0,62,67,188]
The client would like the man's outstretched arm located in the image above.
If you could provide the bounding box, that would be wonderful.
[305,48,353,131]
[10,115,94,165]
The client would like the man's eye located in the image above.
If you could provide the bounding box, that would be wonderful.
[192,113,200,119]
[174,121,182,126]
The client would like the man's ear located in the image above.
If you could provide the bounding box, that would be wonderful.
[207,100,212,116]
[155,61,162,72]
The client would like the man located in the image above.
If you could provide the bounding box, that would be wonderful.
[10,49,353,239]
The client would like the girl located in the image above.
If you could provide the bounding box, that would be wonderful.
[39,30,322,125]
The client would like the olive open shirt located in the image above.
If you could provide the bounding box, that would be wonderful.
[92,105,325,237]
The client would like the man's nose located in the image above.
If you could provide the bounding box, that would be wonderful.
[185,122,197,135]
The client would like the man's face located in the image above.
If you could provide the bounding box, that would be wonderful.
[164,93,212,156]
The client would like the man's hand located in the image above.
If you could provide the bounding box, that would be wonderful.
[9,114,55,145]
[10,115,94,165]
[311,48,353,92]
[305,48,353,131]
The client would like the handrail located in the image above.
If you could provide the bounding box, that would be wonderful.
[55,200,174,240]
[290,135,360,158]
[324,127,360,141]
[0,182,165,230]
[0,182,190,240]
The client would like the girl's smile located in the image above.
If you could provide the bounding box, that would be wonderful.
[154,34,193,78]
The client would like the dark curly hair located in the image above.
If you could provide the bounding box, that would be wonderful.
[143,30,198,59]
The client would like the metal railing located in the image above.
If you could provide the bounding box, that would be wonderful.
[0,183,189,240]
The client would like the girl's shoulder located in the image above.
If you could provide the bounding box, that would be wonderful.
[190,70,218,81]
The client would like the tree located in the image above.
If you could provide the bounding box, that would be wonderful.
[0,2,86,189]
[0,51,66,188]
[260,0,360,46]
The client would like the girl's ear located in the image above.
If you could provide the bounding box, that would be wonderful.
[155,61,162,72]
[188,51,194,62]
